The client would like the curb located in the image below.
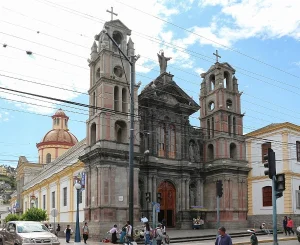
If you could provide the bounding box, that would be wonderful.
[234,237,297,245]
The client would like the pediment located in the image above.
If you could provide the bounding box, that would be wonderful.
[105,20,132,35]
[158,94,179,105]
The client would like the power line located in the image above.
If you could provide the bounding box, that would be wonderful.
[117,1,300,80]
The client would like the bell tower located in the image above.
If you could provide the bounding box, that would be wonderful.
[87,19,140,147]
[80,16,141,235]
[200,56,244,161]
[199,52,249,227]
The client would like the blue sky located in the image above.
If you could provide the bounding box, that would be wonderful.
[0,0,300,167]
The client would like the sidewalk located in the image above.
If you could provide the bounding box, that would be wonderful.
[58,231,297,245]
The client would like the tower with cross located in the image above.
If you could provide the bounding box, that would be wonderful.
[106,7,118,21]
[81,8,141,234]
[198,54,248,224]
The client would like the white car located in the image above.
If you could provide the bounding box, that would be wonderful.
[0,221,60,245]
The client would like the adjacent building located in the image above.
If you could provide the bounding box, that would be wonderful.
[246,122,300,226]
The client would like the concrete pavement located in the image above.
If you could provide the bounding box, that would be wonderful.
[57,229,298,245]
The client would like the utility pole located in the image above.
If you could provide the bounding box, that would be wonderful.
[103,29,139,230]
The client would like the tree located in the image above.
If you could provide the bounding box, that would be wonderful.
[5,214,20,222]
[22,208,48,222]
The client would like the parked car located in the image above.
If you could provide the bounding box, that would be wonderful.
[0,221,60,245]
[297,225,300,242]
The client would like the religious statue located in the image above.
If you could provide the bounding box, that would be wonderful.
[157,50,172,74]
[189,141,195,162]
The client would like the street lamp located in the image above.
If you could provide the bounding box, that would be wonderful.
[74,182,81,244]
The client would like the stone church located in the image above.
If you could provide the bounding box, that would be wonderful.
[80,17,249,235]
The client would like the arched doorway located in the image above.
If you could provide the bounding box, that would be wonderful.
[157,181,176,227]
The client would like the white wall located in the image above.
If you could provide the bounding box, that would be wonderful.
[252,179,284,215]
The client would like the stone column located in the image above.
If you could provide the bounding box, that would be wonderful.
[196,179,201,206]
[143,175,148,211]
[97,167,100,206]
[181,180,185,210]
[200,180,204,206]
[148,175,152,208]
[153,176,157,202]
[185,179,189,210]
[85,171,89,207]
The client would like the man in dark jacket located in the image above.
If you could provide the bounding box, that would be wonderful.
[215,227,232,245]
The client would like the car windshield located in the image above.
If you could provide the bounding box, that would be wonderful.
[17,223,49,233]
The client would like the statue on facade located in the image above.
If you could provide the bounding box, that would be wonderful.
[189,141,195,162]
[157,50,172,74]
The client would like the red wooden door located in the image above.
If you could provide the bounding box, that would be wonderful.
[157,181,176,227]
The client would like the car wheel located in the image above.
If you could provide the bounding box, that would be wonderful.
[297,236,300,242]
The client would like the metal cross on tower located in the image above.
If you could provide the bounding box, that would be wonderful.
[213,50,221,63]
[106,7,118,21]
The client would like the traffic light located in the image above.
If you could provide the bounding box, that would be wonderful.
[216,180,223,197]
[145,192,151,202]
[275,173,285,199]
[263,148,276,179]
[157,193,162,203]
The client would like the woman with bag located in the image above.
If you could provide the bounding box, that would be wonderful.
[82,222,89,244]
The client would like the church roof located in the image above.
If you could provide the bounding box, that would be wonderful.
[246,122,300,137]
[37,129,78,147]
[24,139,86,190]
[139,72,200,115]
[52,108,69,118]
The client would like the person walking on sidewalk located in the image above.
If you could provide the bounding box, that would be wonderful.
[247,229,258,245]
[64,225,73,243]
[287,217,295,235]
[215,226,232,245]
[109,224,118,244]
[82,222,89,244]
[283,216,288,235]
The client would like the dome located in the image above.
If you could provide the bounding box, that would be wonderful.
[37,129,78,146]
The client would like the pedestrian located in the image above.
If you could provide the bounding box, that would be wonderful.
[287,217,294,235]
[109,224,118,244]
[144,222,152,245]
[283,216,288,235]
[155,224,166,245]
[45,223,49,228]
[55,224,61,236]
[126,221,133,244]
[64,225,73,243]
[215,226,232,245]
[120,224,128,243]
[247,229,258,245]
[82,222,89,244]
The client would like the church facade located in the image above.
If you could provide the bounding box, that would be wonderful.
[80,17,250,236]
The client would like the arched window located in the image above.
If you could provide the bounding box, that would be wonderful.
[207,144,214,161]
[207,119,210,139]
[90,123,96,145]
[211,117,214,138]
[122,88,127,113]
[198,141,204,162]
[228,115,232,136]
[224,71,230,89]
[169,125,176,159]
[65,119,68,128]
[209,74,215,91]
[56,118,60,125]
[112,31,123,52]
[262,186,272,207]
[96,68,100,81]
[157,123,166,157]
[115,121,127,143]
[230,143,237,159]
[46,153,51,163]
[114,86,119,111]
[233,117,236,135]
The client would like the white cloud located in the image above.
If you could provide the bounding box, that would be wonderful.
[195,67,205,75]
[0,111,10,122]
[194,0,300,47]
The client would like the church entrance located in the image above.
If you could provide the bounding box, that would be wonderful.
[157,181,176,227]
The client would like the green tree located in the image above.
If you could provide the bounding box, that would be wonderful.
[22,208,48,221]
[5,214,20,222]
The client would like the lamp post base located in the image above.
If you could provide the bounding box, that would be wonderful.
[73,242,82,245]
